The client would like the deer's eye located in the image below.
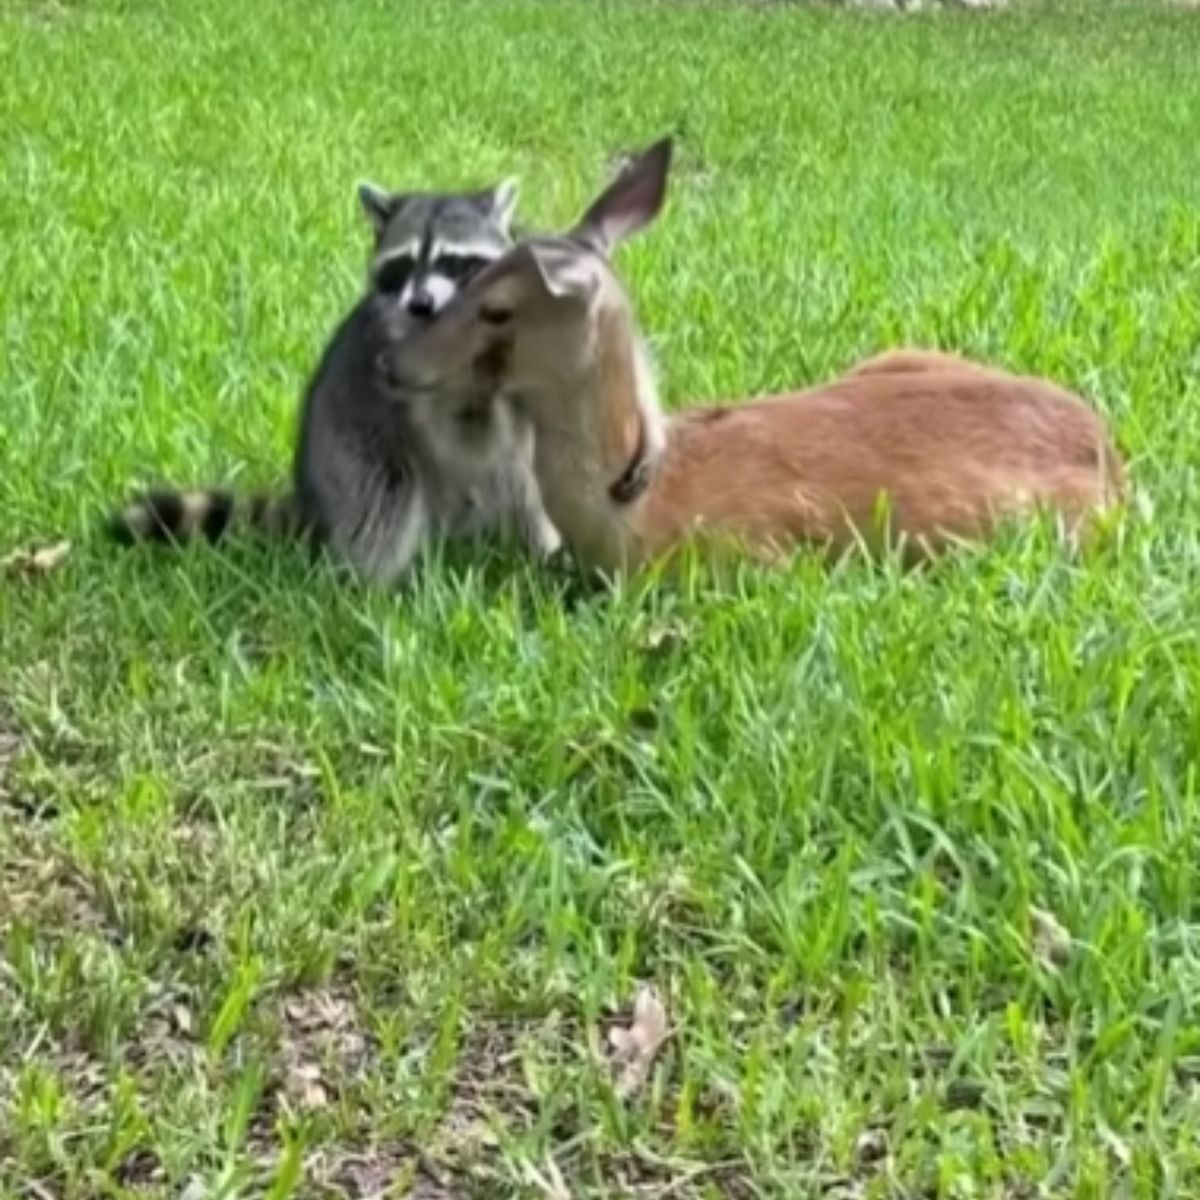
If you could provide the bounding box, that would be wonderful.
[480,305,513,326]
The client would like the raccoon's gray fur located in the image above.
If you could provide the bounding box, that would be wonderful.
[110,178,560,584]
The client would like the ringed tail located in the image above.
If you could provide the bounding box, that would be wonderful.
[107,488,305,546]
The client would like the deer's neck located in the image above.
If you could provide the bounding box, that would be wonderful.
[529,302,666,573]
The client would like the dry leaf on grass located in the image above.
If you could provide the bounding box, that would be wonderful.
[607,985,670,1099]
[2,539,71,578]
[1030,905,1072,968]
[283,987,357,1035]
[638,617,693,655]
[285,1061,329,1110]
[172,1002,194,1036]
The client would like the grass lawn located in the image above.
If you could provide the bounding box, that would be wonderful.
[4,0,1200,1195]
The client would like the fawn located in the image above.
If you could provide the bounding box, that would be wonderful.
[377,137,1125,576]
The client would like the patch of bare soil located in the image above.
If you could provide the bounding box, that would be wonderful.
[3,927,753,1198]
[275,984,375,1113]
[280,986,753,1199]
[0,838,112,942]
[0,709,25,810]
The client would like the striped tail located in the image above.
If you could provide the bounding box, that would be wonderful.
[107,487,305,547]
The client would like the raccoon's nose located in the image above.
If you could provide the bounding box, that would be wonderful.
[406,289,437,319]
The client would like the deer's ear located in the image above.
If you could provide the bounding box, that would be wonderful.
[568,136,674,257]
[465,242,598,317]
[526,242,601,301]
[357,182,402,234]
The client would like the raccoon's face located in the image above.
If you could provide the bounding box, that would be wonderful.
[358,180,518,325]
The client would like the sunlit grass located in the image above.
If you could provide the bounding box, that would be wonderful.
[3,0,1200,1195]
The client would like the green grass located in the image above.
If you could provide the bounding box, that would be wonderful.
[4,0,1200,1195]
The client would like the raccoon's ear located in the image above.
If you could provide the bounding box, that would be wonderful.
[357,182,399,234]
[472,177,520,231]
[568,136,673,257]
[491,177,520,230]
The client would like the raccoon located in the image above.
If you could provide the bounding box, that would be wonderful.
[109,178,560,584]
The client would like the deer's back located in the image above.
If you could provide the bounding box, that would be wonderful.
[638,367,1123,561]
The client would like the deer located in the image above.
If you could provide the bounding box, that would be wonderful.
[375,137,1125,577]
